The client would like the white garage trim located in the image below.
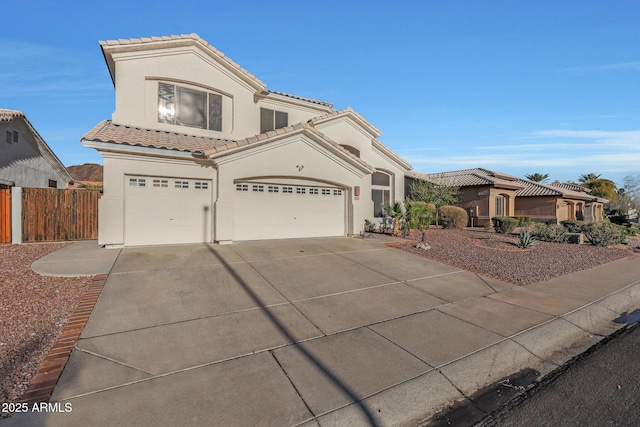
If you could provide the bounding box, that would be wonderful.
[124,175,212,246]
[233,179,347,241]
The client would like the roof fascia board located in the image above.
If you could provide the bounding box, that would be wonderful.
[372,140,412,171]
[255,92,334,113]
[18,117,73,183]
[312,110,381,138]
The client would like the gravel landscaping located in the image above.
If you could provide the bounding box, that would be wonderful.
[0,243,91,414]
[392,228,638,285]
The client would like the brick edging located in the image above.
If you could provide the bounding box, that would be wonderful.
[20,274,109,404]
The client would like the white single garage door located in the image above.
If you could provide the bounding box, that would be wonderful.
[125,176,212,246]
[233,182,346,241]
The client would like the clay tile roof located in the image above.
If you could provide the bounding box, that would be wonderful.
[81,120,233,153]
[514,180,563,197]
[0,108,26,122]
[267,90,333,108]
[550,180,591,193]
[406,168,524,189]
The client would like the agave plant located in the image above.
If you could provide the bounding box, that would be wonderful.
[517,230,536,249]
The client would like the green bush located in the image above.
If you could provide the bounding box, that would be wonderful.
[514,216,532,227]
[492,216,518,234]
[439,205,468,230]
[583,222,626,246]
[529,223,569,243]
[560,220,584,233]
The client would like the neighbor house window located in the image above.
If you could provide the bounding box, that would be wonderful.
[495,195,506,216]
[158,83,222,131]
[48,180,57,188]
[260,108,288,133]
[372,172,392,218]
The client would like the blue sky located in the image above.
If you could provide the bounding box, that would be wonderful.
[2,0,639,187]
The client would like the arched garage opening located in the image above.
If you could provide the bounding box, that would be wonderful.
[232,176,350,241]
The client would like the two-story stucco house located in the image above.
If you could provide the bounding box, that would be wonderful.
[82,34,411,247]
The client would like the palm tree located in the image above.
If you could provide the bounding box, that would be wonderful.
[578,173,601,186]
[382,201,405,237]
[525,173,549,183]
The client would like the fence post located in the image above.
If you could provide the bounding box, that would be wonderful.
[11,187,22,244]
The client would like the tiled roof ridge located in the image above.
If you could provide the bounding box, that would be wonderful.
[267,90,333,108]
[0,108,26,122]
[82,120,236,153]
[99,33,265,89]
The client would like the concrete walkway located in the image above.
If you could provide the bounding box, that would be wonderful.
[4,237,640,426]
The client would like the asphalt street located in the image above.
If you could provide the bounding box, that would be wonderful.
[480,320,640,426]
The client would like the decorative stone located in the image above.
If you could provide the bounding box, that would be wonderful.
[416,242,431,250]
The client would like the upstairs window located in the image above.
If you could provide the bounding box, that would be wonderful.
[158,83,222,131]
[260,108,288,134]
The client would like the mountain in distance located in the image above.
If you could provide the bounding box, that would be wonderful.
[67,163,103,182]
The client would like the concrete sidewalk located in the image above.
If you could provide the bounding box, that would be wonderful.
[4,237,640,426]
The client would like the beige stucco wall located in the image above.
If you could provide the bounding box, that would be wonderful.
[312,118,407,226]
[515,196,558,223]
[212,133,369,243]
[110,45,329,141]
[98,150,216,246]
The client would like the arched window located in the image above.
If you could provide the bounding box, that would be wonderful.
[372,172,391,218]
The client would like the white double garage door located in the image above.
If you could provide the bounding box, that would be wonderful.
[124,176,346,246]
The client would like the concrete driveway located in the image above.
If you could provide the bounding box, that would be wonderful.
[8,236,640,426]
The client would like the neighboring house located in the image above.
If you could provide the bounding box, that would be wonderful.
[406,168,524,227]
[514,180,607,223]
[0,109,73,189]
[82,34,411,247]
[405,168,607,226]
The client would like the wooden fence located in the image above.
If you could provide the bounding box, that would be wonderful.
[22,188,99,242]
[0,189,10,243]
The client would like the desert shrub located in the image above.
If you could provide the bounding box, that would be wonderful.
[560,220,584,233]
[492,216,518,234]
[517,230,536,249]
[583,221,626,246]
[439,205,468,230]
[513,216,531,227]
[545,219,557,225]
[529,223,569,243]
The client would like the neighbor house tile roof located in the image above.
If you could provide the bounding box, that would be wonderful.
[81,120,234,154]
[516,180,607,202]
[550,180,591,193]
[406,168,524,189]
[0,109,26,122]
[100,34,266,90]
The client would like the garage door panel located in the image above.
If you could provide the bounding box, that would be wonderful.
[125,177,212,246]
[234,184,345,241]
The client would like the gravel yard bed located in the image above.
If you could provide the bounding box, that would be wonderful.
[391,228,636,286]
[0,243,91,413]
